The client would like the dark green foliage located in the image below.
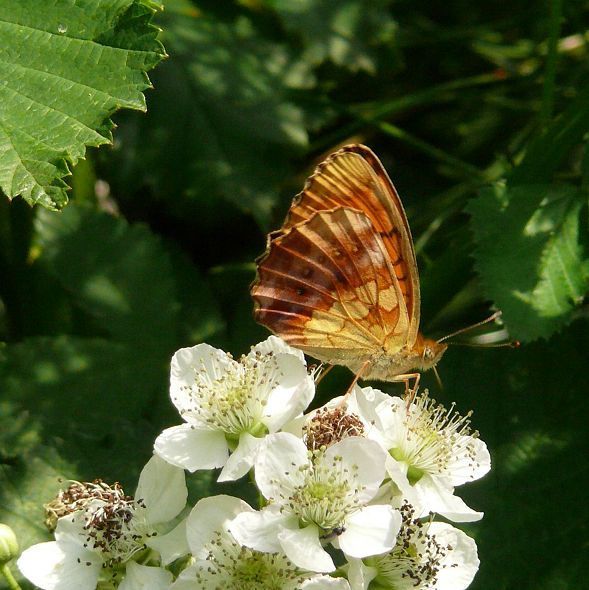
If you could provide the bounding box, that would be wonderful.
[1,0,588,588]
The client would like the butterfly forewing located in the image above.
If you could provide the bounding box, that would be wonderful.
[253,207,409,365]
[280,145,420,346]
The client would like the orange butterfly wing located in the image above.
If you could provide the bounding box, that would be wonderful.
[253,207,409,369]
[276,144,420,346]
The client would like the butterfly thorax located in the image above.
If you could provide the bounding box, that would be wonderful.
[345,334,448,382]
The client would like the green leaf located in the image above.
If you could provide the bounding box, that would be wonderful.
[112,0,311,228]
[0,336,165,477]
[0,420,73,554]
[0,0,165,210]
[265,0,397,73]
[468,183,589,341]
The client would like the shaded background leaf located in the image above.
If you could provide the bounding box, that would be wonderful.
[265,0,398,73]
[110,0,314,229]
[0,205,222,574]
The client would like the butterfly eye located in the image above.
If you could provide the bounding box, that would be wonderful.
[423,347,435,361]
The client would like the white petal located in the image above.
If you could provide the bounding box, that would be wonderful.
[229,505,292,553]
[414,475,483,522]
[448,436,491,486]
[170,344,238,415]
[147,518,189,565]
[53,513,88,546]
[346,558,378,590]
[338,505,400,558]
[278,524,335,573]
[187,495,253,558]
[301,577,352,590]
[17,541,101,590]
[264,353,315,432]
[254,432,309,500]
[371,395,406,448]
[171,563,217,589]
[385,457,422,508]
[353,386,394,425]
[218,432,263,482]
[280,414,307,437]
[119,562,173,590]
[324,437,387,502]
[250,335,306,364]
[154,423,229,472]
[427,523,479,590]
[135,455,187,524]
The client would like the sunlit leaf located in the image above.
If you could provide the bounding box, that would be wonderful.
[0,0,164,209]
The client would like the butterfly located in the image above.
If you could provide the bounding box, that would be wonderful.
[251,144,448,391]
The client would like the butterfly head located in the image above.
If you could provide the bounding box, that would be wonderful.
[413,334,448,371]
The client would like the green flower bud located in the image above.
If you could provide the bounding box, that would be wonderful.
[0,524,19,564]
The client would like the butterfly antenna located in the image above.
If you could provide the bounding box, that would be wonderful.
[449,340,520,349]
[436,311,503,344]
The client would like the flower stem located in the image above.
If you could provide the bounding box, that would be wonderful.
[0,563,21,590]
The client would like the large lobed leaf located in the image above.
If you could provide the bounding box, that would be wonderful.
[0,0,164,210]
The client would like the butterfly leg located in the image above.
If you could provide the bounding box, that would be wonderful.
[337,360,372,408]
[391,372,421,407]
[313,363,334,386]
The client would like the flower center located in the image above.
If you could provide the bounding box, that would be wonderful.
[46,480,154,567]
[369,504,447,590]
[183,351,280,436]
[200,532,309,589]
[288,452,362,532]
[83,492,153,567]
[389,393,476,480]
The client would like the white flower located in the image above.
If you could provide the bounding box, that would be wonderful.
[17,456,187,590]
[229,432,401,573]
[347,504,479,590]
[171,495,351,590]
[348,387,490,522]
[155,336,315,481]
